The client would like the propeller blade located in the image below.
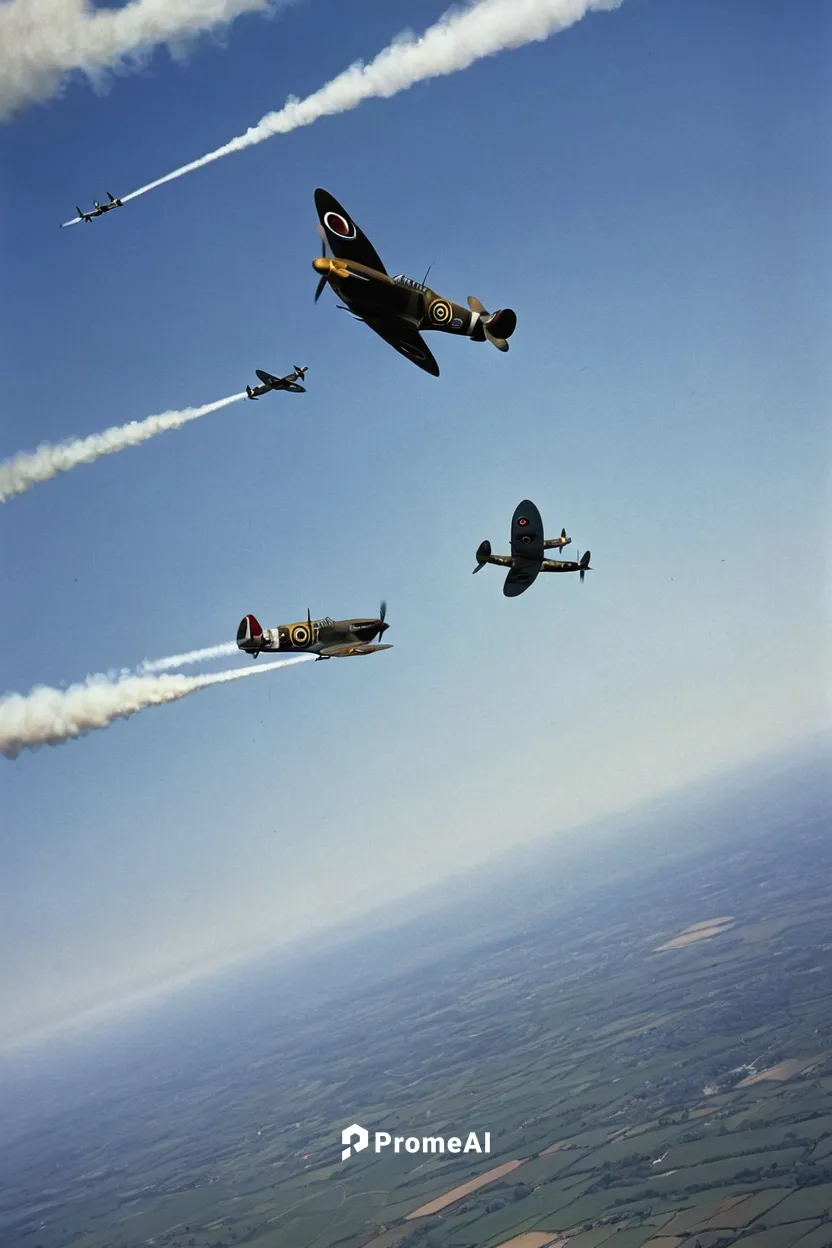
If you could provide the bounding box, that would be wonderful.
[307,607,312,627]
[483,323,510,352]
[314,274,327,303]
[467,295,488,314]
[379,600,387,624]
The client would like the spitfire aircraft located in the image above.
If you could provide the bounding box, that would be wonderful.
[312,188,517,376]
[246,366,308,399]
[473,500,591,597]
[236,602,392,660]
[72,193,123,223]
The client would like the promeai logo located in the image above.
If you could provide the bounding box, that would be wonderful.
[340,1124,491,1161]
[341,1123,369,1161]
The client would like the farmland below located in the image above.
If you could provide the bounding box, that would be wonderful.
[1,746,830,1248]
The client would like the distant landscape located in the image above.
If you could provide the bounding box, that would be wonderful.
[1,744,830,1248]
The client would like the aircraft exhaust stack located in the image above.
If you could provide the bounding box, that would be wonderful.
[473,539,491,572]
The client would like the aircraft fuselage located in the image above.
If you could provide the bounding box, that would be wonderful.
[237,613,387,657]
[315,258,488,340]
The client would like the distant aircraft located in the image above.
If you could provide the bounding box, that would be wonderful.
[72,192,123,224]
[237,602,392,660]
[246,366,308,399]
[312,188,517,376]
[473,500,591,597]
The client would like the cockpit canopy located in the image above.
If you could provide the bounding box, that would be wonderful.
[391,274,428,293]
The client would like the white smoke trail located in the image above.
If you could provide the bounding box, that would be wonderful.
[139,641,239,673]
[0,655,314,759]
[65,0,621,219]
[0,393,245,503]
[0,0,290,122]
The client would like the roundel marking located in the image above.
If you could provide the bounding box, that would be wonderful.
[429,298,452,325]
[518,517,528,526]
[291,624,311,647]
[323,211,356,240]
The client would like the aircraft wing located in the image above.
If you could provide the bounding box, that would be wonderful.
[362,316,440,376]
[318,643,393,658]
[315,188,388,274]
[255,369,283,388]
[510,499,545,561]
[503,563,540,598]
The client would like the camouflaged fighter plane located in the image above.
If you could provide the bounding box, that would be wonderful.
[66,192,123,224]
[312,188,517,377]
[236,602,391,660]
[473,500,591,598]
[246,365,308,399]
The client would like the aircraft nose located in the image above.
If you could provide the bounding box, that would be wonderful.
[312,256,329,274]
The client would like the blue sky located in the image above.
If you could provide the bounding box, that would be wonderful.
[0,0,828,1046]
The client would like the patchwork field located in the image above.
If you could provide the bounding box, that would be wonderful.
[0,759,830,1248]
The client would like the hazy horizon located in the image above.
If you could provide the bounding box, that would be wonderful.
[2,730,827,1054]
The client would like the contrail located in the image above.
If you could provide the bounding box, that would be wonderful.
[0,655,314,759]
[0,393,245,503]
[61,0,621,222]
[0,0,291,122]
[139,641,239,673]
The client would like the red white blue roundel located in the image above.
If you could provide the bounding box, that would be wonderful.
[324,211,356,240]
[518,517,528,526]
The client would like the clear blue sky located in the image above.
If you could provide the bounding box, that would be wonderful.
[0,0,828,1046]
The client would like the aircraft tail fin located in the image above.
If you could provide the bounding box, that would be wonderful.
[246,385,257,400]
[237,613,264,653]
[473,539,491,573]
[579,550,591,584]
[295,365,308,378]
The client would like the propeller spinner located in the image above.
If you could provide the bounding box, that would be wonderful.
[467,295,513,352]
[377,599,389,640]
